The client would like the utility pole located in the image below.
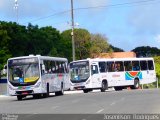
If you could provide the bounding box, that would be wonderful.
[14,0,19,23]
[157,77,159,88]
[71,0,75,61]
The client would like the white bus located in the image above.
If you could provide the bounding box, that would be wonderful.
[69,58,156,93]
[7,55,70,100]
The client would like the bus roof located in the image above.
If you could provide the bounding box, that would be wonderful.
[8,55,68,62]
[71,57,154,63]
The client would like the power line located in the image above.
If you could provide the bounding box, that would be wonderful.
[75,0,160,10]
[25,10,71,24]
[23,0,160,24]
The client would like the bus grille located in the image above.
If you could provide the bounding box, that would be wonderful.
[16,90,33,95]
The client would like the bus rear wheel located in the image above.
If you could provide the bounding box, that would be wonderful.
[114,86,123,91]
[46,83,50,97]
[42,93,48,98]
[59,84,64,95]
[101,81,108,92]
[131,79,140,89]
[55,83,64,96]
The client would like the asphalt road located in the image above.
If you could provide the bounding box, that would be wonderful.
[0,89,160,115]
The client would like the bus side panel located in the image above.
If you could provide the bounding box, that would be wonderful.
[107,72,134,87]
[140,70,156,84]
[41,74,61,92]
[63,73,70,90]
[41,73,70,92]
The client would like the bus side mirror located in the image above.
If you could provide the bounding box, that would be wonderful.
[41,64,45,74]
[2,69,7,75]
[91,66,96,75]
[92,66,96,71]
[1,64,7,75]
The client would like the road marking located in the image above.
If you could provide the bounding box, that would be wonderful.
[96,109,104,113]
[64,88,115,95]
[64,91,83,94]
[110,102,116,106]
[120,97,125,101]
[0,95,10,98]
[51,106,59,110]
[71,99,79,103]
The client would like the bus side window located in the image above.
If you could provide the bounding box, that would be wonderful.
[132,61,140,71]
[114,61,124,72]
[107,62,114,72]
[99,62,106,73]
[91,65,98,75]
[64,62,69,73]
[51,61,56,73]
[43,61,48,74]
[124,61,132,71]
[140,61,147,70]
[148,60,154,70]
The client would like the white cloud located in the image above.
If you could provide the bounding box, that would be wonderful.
[75,0,110,7]
[129,2,160,34]
[124,1,160,50]
[155,34,160,43]
[0,1,4,8]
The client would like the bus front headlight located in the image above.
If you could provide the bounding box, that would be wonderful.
[86,79,90,84]
[34,81,41,88]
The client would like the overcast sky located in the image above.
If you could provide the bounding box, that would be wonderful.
[1,0,160,51]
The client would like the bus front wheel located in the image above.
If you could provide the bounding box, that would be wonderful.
[17,95,23,101]
[83,89,89,93]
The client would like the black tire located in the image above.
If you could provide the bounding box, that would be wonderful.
[134,79,140,89]
[33,94,41,99]
[59,83,64,95]
[17,95,23,101]
[131,79,140,89]
[101,81,108,92]
[114,86,123,91]
[55,83,64,96]
[46,83,49,97]
[55,91,60,96]
[83,89,89,93]
[42,93,48,98]
[88,89,93,92]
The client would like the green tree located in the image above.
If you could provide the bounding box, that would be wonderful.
[60,29,72,61]
[26,23,43,55]
[110,45,124,52]
[74,29,91,60]
[0,25,12,74]
[154,56,160,78]
[153,56,160,87]
[26,24,61,56]
[0,49,11,70]
[0,21,28,57]
[40,26,61,56]
[132,46,160,57]
[61,28,91,61]
[90,34,112,58]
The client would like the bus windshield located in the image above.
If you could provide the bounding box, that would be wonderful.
[70,61,90,83]
[8,58,40,86]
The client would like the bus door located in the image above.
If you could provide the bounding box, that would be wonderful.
[140,60,154,84]
[91,63,101,88]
